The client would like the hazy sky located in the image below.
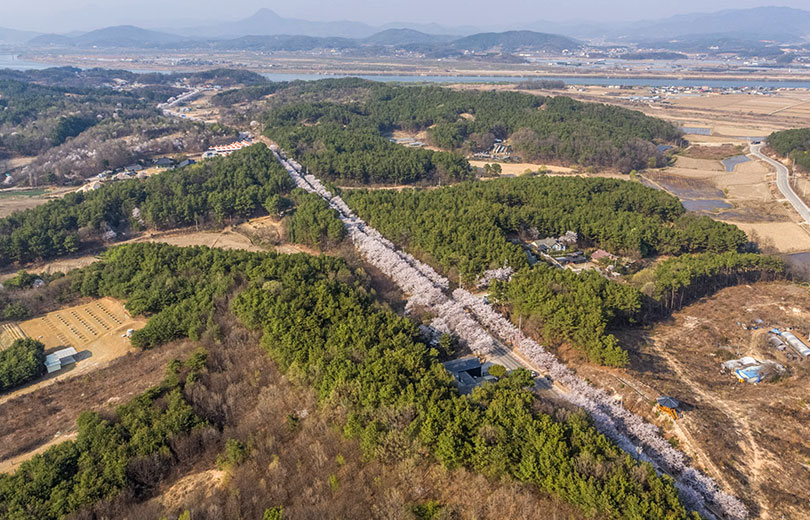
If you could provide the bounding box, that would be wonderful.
[3,0,809,33]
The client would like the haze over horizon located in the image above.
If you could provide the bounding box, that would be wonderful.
[2,0,809,34]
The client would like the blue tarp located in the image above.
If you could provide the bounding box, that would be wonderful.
[736,366,762,384]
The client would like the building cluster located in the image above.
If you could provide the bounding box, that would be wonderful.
[722,356,785,384]
[529,231,586,265]
[720,328,809,384]
[388,137,425,148]
[77,157,195,192]
[44,347,78,374]
[202,137,254,159]
[473,140,513,160]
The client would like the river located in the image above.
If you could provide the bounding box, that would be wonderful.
[0,54,49,70]
[1,55,809,88]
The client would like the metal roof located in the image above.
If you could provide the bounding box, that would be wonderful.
[657,396,680,409]
[442,357,481,374]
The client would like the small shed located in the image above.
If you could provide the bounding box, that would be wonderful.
[44,347,78,374]
[656,396,681,420]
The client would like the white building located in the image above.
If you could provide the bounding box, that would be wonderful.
[44,347,78,373]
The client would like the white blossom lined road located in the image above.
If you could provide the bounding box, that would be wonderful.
[269,144,747,520]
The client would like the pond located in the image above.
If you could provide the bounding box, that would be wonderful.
[721,155,751,172]
[682,199,733,212]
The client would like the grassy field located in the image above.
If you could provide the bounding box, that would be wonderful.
[0,188,47,199]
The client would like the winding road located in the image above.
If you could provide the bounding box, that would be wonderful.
[751,143,810,225]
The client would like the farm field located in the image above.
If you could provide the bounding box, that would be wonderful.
[0,338,198,473]
[125,218,318,256]
[0,186,76,218]
[0,297,147,403]
[571,282,810,519]
[0,214,319,283]
[643,152,810,253]
[468,160,578,176]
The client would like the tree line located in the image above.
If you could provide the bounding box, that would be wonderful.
[646,251,785,312]
[345,176,748,283]
[267,119,473,185]
[0,351,207,520]
[767,128,810,171]
[0,144,293,264]
[269,81,682,172]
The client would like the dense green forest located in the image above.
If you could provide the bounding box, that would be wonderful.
[345,176,748,283]
[270,123,473,184]
[644,251,785,311]
[490,265,641,366]
[767,128,810,171]
[284,190,347,248]
[0,351,206,520]
[262,80,682,176]
[344,177,779,364]
[0,338,46,391]
[3,241,695,519]
[0,145,292,264]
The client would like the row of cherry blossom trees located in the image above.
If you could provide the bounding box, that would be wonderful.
[270,146,747,520]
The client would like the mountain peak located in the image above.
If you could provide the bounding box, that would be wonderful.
[247,8,284,21]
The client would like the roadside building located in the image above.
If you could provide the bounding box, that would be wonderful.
[78,181,102,193]
[442,357,497,393]
[656,396,682,420]
[532,238,565,253]
[154,157,174,168]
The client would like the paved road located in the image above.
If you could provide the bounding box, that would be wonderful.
[751,143,810,225]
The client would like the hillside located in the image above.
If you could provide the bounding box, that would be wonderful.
[622,6,810,43]
[451,30,581,53]
[192,8,376,39]
[0,27,39,44]
[30,25,189,48]
[362,28,456,46]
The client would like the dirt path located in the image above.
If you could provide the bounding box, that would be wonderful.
[0,432,77,474]
[651,334,772,519]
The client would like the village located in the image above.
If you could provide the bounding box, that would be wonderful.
[76,134,254,193]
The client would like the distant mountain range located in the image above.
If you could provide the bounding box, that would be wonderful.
[30,25,190,48]
[25,24,582,56]
[0,27,40,44]
[8,6,810,52]
[450,31,579,53]
[524,6,810,44]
